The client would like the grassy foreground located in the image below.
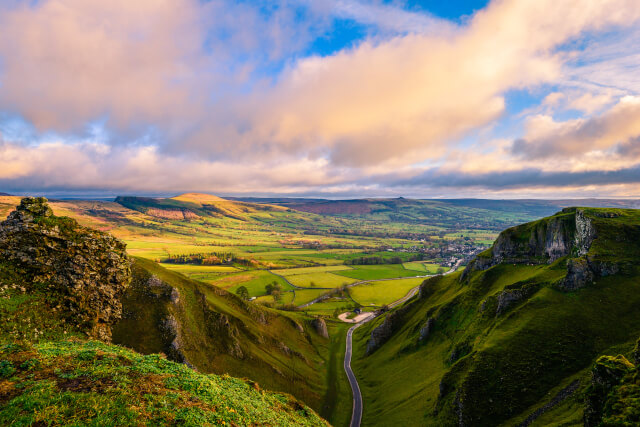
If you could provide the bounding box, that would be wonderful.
[0,340,327,426]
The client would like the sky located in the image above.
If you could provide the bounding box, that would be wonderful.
[1,0,640,199]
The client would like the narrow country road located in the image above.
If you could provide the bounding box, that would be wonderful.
[344,259,464,427]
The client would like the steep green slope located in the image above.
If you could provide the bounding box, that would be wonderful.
[352,207,640,426]
[112,257,333,413]
[0,198,329,425]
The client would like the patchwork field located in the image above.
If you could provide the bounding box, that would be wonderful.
[334,264,424,280]
[0,194,540,316]
[349,278,425,307]
[402,262,443,274]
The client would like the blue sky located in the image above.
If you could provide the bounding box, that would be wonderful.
[1,0,640,198]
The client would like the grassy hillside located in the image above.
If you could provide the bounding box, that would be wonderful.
[0,340,327,426]
[112,257,337,416]
[351,207,640,426]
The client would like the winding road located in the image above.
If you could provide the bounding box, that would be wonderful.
[343,259,464,427]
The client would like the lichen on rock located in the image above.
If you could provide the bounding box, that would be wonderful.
[0,197,131,340]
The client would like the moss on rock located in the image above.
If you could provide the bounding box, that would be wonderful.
[0,197,131,340]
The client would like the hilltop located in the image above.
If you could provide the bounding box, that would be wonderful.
[351,207,640,426]
[0,198,327,425]
[115,193,286,220]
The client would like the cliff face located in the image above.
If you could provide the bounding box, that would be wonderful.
[462,208,604,290]
[0,197,131,340]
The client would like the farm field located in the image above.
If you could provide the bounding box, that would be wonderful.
[271,265,353,276]
[334,264,423,280]
[402,262,443,274]
[285,272,358,289]
[290,289,328,306]
[206,270,292,297]
[349,278,425,307]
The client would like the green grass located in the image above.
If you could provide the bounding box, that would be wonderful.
[349,278,425,307]
[225,270,293,297]
[112,258,332,414]
[303,299,358,316]
[292,289,331,306]
[321,321,353,426]
[272,265,353,276]
[334,264,422,280]
[0,340,327,426]
[286,272,357,289]
[348,208,640,426]
[402,262,442,274]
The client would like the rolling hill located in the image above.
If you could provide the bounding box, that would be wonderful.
[234,197,640,230]
[351,207,640,426]
[115,193,287,220]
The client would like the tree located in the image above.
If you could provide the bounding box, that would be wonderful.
[436,267,445,275]
[265,281,282,295]
[236,286,250,301]
[272,290,282,303]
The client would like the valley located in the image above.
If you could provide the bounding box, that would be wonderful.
[2,194,640,426]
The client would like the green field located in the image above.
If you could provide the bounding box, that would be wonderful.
[292,289,330,305]
[272,265,353,276]
[302,298,358,316]
[349,278,425,307]
[286,272,358,289]
[402,262,442,273]
[334,264,422,280]
[216,270,293,297]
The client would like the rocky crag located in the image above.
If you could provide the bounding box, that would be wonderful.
[0,197,131,340]
[462,207,622,290]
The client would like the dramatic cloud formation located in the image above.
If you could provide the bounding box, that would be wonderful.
[1,0,640,197]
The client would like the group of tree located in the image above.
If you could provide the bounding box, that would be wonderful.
[345,256,404,265]
[163,252,260,267]
[235,286,250,301]
[265,281,283,302]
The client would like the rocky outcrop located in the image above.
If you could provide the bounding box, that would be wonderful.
[495,283,539,316]
[517,380,580,427]
[584,355,635,427]
[419,317,435,342]
[0,197,131,340]
[311,318,329,338]
[366,302,417,354]
[199,291,244,359]
[462,208,605,291]
[559,257,620,291]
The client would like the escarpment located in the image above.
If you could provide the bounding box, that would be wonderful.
[462,208,624,290]
[0,197,131,340]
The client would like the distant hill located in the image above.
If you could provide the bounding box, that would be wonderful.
[233,196,640,223]
[0,192,12,196]
[351,207,640,425]
[115,193,286,220]
[171,192,228,203]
